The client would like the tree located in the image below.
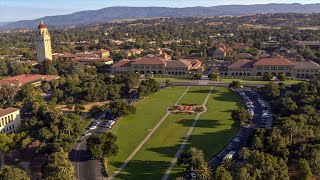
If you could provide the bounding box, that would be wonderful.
[263,72,273,81]
[43,150,75,180]
[165,79,173,87]
[0,133,14,168]
[239,147,251,160]
[277,73,286,81]
[86,132,118,159]
[178,147,206,171]
[228,81,241,89]
[109,100,136,117]
[40,60,58,75]
[259,83,280,100]
[0,84,18,107]
[213,166,232,180]
[208,73,219,81]
[138,78,160,97]
[193,72,202,80]
[231,108,253,124]
[297,158,312,180]
[0,166,30,180]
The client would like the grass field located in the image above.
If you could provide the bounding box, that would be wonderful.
[108,86,187,173]
[169,87,245,178]
[111,86,244,180]
[114,86,212,180]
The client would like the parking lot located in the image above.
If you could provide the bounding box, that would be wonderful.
[208,88,273,169]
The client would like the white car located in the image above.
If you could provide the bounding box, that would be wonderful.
[233,137,242,143]
[224,151,236,160]
[89,126,97,130]
[84,132,92,137]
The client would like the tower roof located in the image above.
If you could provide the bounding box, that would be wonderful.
[38,20,47,29]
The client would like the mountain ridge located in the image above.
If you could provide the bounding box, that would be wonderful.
[2,3,320,29]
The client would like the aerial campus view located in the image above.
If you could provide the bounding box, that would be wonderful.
[1,1,320,180]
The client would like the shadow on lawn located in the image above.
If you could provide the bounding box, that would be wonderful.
[178,119,223,128]
[109,160,170,180]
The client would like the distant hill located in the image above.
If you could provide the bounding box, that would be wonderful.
[2,3,320,29]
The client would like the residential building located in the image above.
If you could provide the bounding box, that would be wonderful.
[111,56,203,76]
[0,108,21,134]
[36,20,52,63]
[0,74,60,87]
[210,43,232,60]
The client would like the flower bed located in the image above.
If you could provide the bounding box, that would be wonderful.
[169,104,206,114]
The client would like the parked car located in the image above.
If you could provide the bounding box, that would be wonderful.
[233,136,242,143]
[223,151,236,160]
[89,126,97,130]
[84,132,92,137]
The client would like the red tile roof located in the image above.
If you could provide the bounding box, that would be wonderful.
[96,49,110,54]
[0,74,60,86]
[228,60,255,69]
[254,56,295,66]
[111,59,134,68]
[71,58,112,63]
[131,57,166,65]
[0,108,19,117]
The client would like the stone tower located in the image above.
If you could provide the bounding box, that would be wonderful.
[36,20,52,63]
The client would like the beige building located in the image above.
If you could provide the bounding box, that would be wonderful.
[111,56,203,76]
[36,20,52,63]
[226,56,320,78]
[0,108,21,134]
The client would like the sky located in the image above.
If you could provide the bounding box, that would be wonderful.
[1,0,320,22]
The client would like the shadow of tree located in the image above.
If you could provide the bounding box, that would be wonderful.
[110,160,171,180]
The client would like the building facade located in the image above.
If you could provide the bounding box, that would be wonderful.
[36,20,52,63]
[0,108,21,134]
[111,56,203,76]
[225,56,320,78]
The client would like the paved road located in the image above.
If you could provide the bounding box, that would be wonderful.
[172,81,265,88]
[108,86,190,180]
[162,86,213,180]
[208,89,273,169]
[70,122,110,180]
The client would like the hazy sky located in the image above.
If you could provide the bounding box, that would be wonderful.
[1,0,319,22]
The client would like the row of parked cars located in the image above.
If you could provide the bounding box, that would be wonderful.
[239,91,255,117]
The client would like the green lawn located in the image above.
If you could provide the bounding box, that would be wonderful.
[114,86,212,180]
[108,86,187,173]
[110,87,244,180]
[169,87,245,178]
[219,78,304,85]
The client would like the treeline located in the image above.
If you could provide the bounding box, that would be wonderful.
[220,80,320,179]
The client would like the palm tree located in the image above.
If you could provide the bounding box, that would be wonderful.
[196,165,212,180]
[239,147,251,160]
[221,158,234,171]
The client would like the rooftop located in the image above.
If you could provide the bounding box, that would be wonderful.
[111,59,134,68]
[295,61,320,69]
[71,57,112,63]
[228,60,255,69]
[131,57,166,65]
[0,74,60,86]
[0,108,19,117]
[254,56,295,66]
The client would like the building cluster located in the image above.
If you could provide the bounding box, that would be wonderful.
[111,55,203,76]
